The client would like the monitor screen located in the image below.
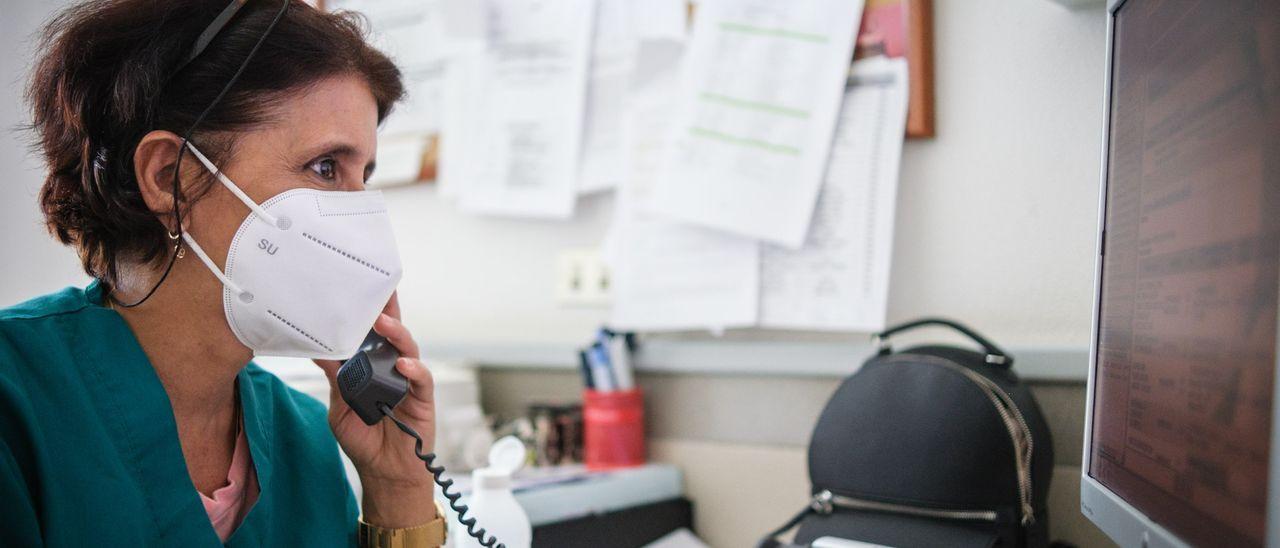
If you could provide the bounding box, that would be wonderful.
[1091,1,1280,546]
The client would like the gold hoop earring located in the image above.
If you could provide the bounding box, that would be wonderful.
[168,230,186,259]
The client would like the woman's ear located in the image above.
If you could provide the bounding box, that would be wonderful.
[133,130,192,230]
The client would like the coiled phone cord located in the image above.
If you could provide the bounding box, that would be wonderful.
[377,402,505,548]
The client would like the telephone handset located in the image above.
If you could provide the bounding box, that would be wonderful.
[336,332,408,425]
[337,331,505,548]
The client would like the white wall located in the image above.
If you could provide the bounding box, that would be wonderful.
[0,0,89,308]
[2,0,1108,350]
[889,1,1106,347]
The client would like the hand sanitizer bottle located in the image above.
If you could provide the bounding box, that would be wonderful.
[456,436,531,548]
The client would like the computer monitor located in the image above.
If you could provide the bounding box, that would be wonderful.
[1082,1,1280,547]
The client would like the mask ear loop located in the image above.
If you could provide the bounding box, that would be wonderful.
[178,142,283,304]
[185,143,283,229]
[113,0,291,308]
[180,232,250,301]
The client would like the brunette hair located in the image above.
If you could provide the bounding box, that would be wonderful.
[26,0,404,286]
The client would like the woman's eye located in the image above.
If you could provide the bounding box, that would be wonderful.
[308,157,338,180]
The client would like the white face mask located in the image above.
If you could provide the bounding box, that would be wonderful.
[180,143,403,360]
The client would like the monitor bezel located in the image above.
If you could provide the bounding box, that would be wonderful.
[1080,1,1280,546]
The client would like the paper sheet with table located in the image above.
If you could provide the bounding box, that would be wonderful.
[609,0,907,333]
[644,0,865,248]
[607,38,760,331]
[759,58,909,332]
[611,55,908,332]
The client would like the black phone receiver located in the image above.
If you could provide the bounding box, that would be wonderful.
[335,330,507,548]
[336,331,408,425]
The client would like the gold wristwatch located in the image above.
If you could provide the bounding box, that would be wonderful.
[358,501,448,548]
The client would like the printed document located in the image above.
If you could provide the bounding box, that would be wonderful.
[438,45,485,197]
[370,136,428,187]
[760,58,908,331]
[628,0,687,43]
[328,0,450,185]
[459,0,595,218]
[646,0,864,248]
[609,41,759,331]
[578,0,634,194]
[435,0,489,197]
[329,0,448,138]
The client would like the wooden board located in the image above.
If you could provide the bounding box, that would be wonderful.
[855,0,936,138]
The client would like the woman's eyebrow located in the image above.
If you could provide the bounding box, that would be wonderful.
[300,141,361,160]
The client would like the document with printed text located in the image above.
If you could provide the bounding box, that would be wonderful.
[647,0,864,247]
[578,0,634,194]
[460,0,595,218]
[759,58,908,331]
[609,41,759,331]
[435,0,488,197]
[328,0,449,186]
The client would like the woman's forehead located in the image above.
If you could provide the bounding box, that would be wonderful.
[253,75,380,160]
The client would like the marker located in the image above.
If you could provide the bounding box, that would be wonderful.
[578,349,595,390]
[608,335,634,391]
[587,342,615,392]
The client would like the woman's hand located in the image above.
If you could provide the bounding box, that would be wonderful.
[313,293,439,528]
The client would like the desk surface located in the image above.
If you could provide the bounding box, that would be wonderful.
[446,463,683,526]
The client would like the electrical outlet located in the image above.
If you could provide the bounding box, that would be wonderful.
[556,249,611,307]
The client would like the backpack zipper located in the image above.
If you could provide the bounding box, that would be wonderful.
[861,355,1036,525]
[811,489,999,522]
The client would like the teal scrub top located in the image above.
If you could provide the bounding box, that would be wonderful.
[0,281,359,546]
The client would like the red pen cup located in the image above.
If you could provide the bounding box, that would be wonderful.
[583,388,646,471]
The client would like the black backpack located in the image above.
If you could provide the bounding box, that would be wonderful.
[759,318,1054,548]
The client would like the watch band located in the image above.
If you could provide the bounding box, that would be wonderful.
[358,501,448,548]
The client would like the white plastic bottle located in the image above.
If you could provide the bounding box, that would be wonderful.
[454,436,531,548]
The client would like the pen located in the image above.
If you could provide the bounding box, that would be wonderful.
[587,342,615,392]
[608,334,634,391]
[578,348,595,390]
[595,329,620,388]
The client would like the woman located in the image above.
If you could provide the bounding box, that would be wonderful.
[1,1,445,546]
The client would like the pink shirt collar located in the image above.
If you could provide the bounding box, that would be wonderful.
[199,423,259,542]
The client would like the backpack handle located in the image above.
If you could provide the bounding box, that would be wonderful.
[874,317,1014,367]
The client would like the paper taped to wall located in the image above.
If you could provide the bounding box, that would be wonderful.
[434,0,489,197]
[609,40,759,332]
[329,0,447,138]
[371,136,429,188]
[438,45,485,197]
[628,0,688,43]
[459,0,595,218]
[578,0,635,195]
[759,58,908,331]
[646,0,865,248]
[329,0,449,185]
